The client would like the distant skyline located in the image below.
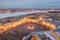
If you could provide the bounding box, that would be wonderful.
[0,0,60,9]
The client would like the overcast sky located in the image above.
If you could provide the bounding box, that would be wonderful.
[0,0,60,9]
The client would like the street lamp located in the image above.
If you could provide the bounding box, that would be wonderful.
[28,23,34,30]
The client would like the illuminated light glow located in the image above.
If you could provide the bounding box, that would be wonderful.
[0,18,56,34]
[31,35,41,40]
[43,22,46,25]
[28,25,34,30]
[46,23,49,26]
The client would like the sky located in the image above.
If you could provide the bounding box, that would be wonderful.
[0,0,60,9]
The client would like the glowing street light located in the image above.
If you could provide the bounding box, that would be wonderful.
[28,23,34,30]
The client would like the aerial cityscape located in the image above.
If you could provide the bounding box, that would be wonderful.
[0,0,60,40]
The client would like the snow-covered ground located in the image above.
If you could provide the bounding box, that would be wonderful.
[0,12,31,19]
